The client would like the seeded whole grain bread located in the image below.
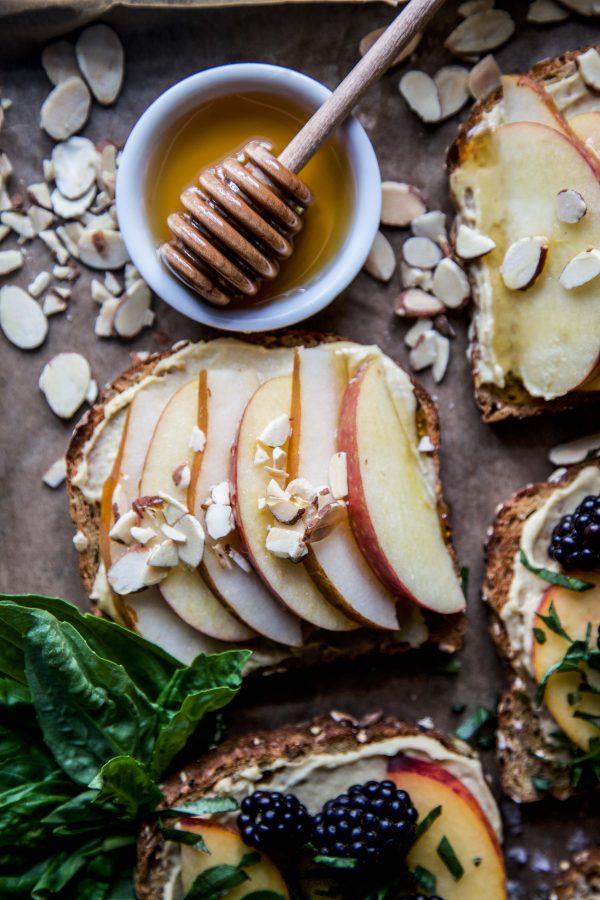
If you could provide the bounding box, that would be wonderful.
[447,47,600,423]
[65,332,464,673]
[551,847,600,900]
[134,712,479,900]
[483,460,600,803]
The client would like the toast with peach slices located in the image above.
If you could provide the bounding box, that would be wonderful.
[66,334,465,675]
[552,846,600,900]
[484,458,600,802]
[448,47,600,422]
[135,713,507,900]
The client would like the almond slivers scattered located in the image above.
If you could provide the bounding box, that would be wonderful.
[559,248,600,289]
[38,352,92,418]
[445,9,515,57]
[577,47,600,92]
[556,189,587,224]
[399,71,441,123]
[0,285,48,349]
[364,231,396,282]
[380,182,427,228]
[500,236,548,291]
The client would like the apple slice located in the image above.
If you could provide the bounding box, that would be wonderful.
[139,376,256,644]
[388,755,506,898]
[233,374,356,631]
[570,110,600,160]
[177,818,289,898]
[338,359,465,614]
[189,368,303,647]
[532,575,600,751]
[502,74,571,136]
[290,345,405,630]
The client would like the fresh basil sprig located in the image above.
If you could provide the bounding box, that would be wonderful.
[0,594,249,898]
[519,550,594,592]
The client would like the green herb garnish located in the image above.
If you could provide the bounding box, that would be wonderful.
[411,863,437,893]
[533,627,547,645]
[519,550,594,592]
[452,702,466,714]
[437,834,464,881]
[454,706,495,742]
[532,775,554,793]
[312,855,358,869]
[411,804,442,845]
[473,856,482,867]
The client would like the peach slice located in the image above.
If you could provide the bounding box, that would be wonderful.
[532,575,600,751]
[388,755,506,898]
[232,374,355,631]
[188,368,303,647]
[177,818,289,899]
[338,359,465,614]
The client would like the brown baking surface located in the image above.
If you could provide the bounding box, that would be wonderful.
[0,3,599,896]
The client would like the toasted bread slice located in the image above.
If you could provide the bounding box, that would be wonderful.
[552,847,600,899]
[448,47,600,422]
[135,713,503,900]
[484,459,600,802]
[66,334,464,673]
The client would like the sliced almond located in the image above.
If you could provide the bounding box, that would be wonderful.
[86,379,98,405]
[99,144,118,197]
[1,211,35,240]
[108,546,167,594]
[42,288,68,316]
[205,503,235,540]
[402,235,443,269]
[39,352,91,418]
[549,432,600,466]
[400,262,433,291]
[258,412,290,448]
[27,182,52,210]
[254,445,269,466]
[51,184,96,219]
[364,231,396,282]
[0,249,23,275]
[399,71,442,123]
[189,425,206,453]
[434,66,470,118]
[42,457,66,488]
[359,27,421,68]
[559,248,600,289]
[52,137,98,199]
[328,451,348,500]
[42,40,80,85]
[172,463,191,489]
[304,501,347,544]
[380,182,427,227]
[176,513,205,567]
[266,478,289,503]
[91,279,113,304]
[556,189,587,224]
[95,297,119,336]
[209,481,230,505]
[404,318,434,348]
[455,223,496,259]
[432,334,450,383]
[228,547,252,573]
[445,10,515,57]
[29,205,55,235]
[79,228,129,270]
[104,271,122,295]
[0,225,9,242]
[40,76,91,142]
[113,279,153,337]
[56,223,82,258]
[130,525,157,545]
[287,477,316,502]
[418,435,434,453]
[265,526,307,562]
[526,0,570,22]
[577,48,600,92]
[432,258,470,308]
[76,25,125,106]
[161,522,187,543]
[395,288,444,317]
[109,508,138,545]
[500,236,548,291]
[271,446,287,471]
[39,230,68,265]
[124,263,140,290]
[409,330,438,371]
[411,210,447,244]
[268,496,304,525]
[458,0,494,15]
[147,539,179,569]
[0,285,48,350]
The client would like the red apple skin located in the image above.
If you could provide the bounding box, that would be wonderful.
[338,364,427,610]
[387,754,503,858]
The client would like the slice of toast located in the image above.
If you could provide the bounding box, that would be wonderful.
[448,47,600,422]
[66,333,464,674]
[134,713,502,899]
[552,847,600,900]
[484,459,600,802]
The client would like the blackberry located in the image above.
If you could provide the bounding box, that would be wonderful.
[312,780,417,872]
[548,494,600,572]
[237,790,312,853]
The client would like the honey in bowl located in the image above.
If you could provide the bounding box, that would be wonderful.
[146,91,354,305]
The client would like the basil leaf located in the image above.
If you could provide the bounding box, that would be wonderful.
[238,852,260,869]
[411,863,436,893]
[89,756,163,821]
[0,677,31,708]
[519,551,594,592]
[454,706,494,741]
[533,628,547,645]
[312,855,357,869]
[536,600,573,642]
[0,860,48,894]
[0,721,56,791]
[42,790,110,837]
[30,835,135,899]
[23,617,159,785]
[152,651,249,777]
[0,772,75,849]
[182,863,249,899]
[411,804,442,846]
[159,823,209,850]
[163,796,239,817]
[437,835,464,881]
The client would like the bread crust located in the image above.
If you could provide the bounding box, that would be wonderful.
[134,713,476,900]
[65,333,465,670]
[552,847,600,900]
[483,460,600,802]
[447,46,600,422]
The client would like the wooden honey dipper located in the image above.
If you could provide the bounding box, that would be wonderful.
[161,0,445,306]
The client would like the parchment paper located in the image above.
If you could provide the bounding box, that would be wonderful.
[0,3,598,896]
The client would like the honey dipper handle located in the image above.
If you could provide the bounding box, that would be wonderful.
[278,0,446,174]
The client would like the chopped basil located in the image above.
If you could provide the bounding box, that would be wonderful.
[452,702,466,715]
[533,628,547,645]
[473,856,482,867]
[536,600,573,642]
[454,706,494,742]
[312,855,358,869]
[158,822,209,851]
[437,835,464,881]
[411,804,442,845]
[476,733,495,750]
[163,796,239,817]
[411,863,437,894]
[519,550,594,592]
[532,775,553,793]
[182,864,249,899]
[238,852,261,869]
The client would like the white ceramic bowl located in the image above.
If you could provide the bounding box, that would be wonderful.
[117,63,381,332]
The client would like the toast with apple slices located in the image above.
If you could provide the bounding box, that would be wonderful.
[448,48,600,421]
[66,335,465,673]
[135,714,506,900]
[484,458,600,802]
